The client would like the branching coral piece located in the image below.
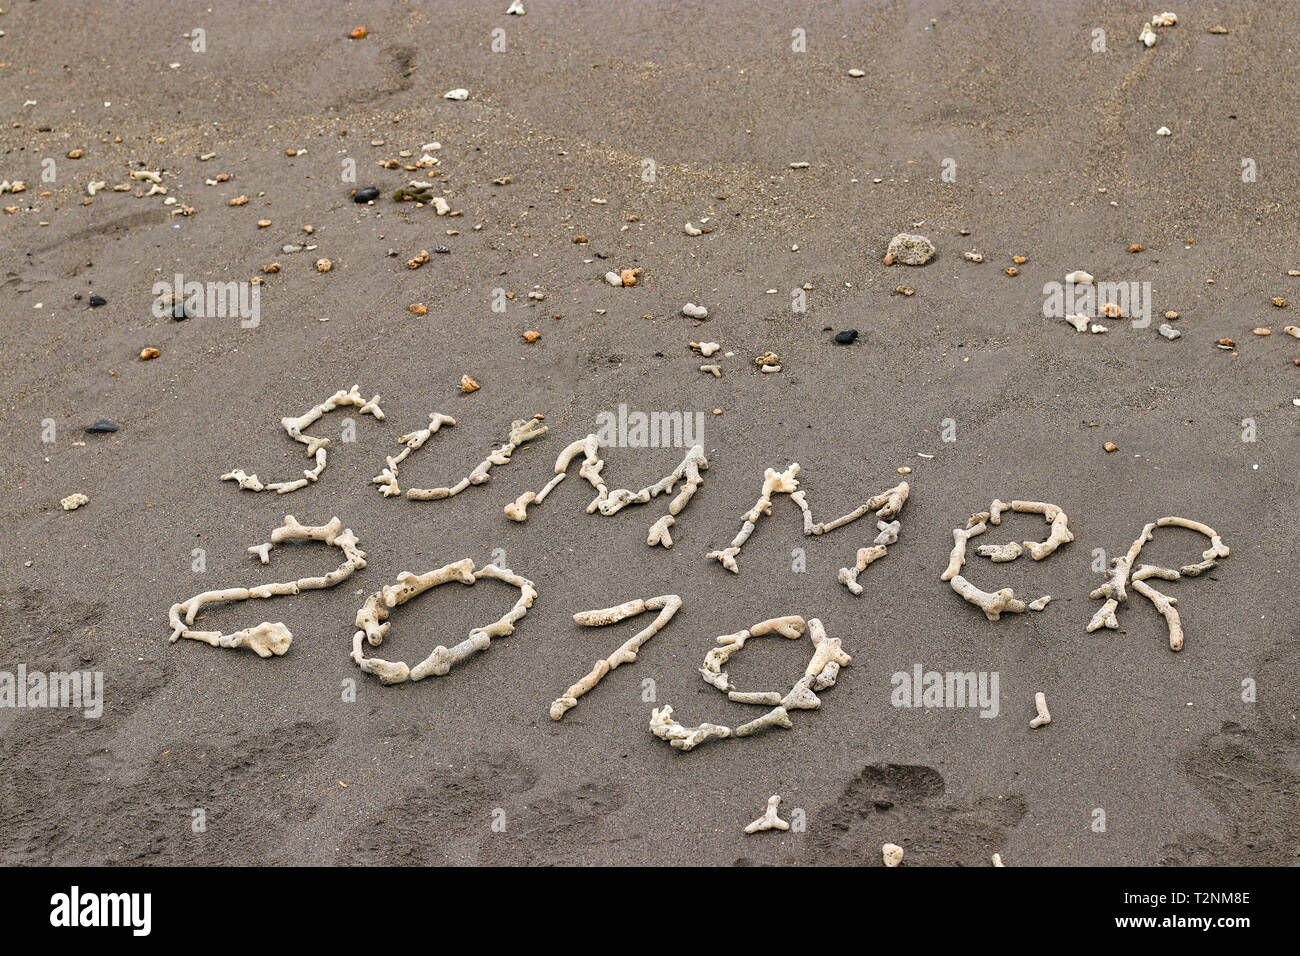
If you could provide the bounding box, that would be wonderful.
[941,521,987,581]
[1131,564,1184,651]
[1157,516,1230,570]
[405,417,546,501]
[649,705,731,751]
[658,616,842,753]
[550,594,682,719]
[700,615,806,694]
[1088,517,1226,640]
[946,500,1067,619]
[1012,500,1074,560]
[734,706,793,737]
[805,617,851,681]
[825,482,911,595]
[707,463,801,573]
[948,576,1026,621]
[370,412,455,497]
[505,435,706,546]
[168,515,366,656]
[351,559,536,684]
[222,385,383,495]
[744,795,790,834]
[1029,692,1051,728]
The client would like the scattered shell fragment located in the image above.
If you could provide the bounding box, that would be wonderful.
[523,329,540,342]
[848,68,865,78]
[408,303,428,315]
[1065,270,1094,284]
[1271,297,1288,308]
[60,493,89,511]
[744,795,790,834]
[315,258,332,273]
[1030,692,1051,728]
[139,347,160,360]
[443,88,469,101]
[1104,441,1118,453]
[1284,326,1300,339]
[349,26,367,39]
[459,375,480,393]
[1128,244,1143,254]
[1156,126,1171,136]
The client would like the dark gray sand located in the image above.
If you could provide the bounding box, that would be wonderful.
[1,1,1296,866]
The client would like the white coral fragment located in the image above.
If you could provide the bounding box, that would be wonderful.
[351,559,535,684]
[1030,692,1051,728]
[168,515,366,657]
[222,385,383,495]
[550,594,681,720]
[649,705,730,752]
[403,416,545,501]
[744,795,790,834]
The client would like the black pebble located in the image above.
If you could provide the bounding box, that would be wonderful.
[88,295,107,307]
[653,352,664,358]
[85,420,118,434]
[833,329,858,344]
[433,245,450,254]
[352,186,380,203]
